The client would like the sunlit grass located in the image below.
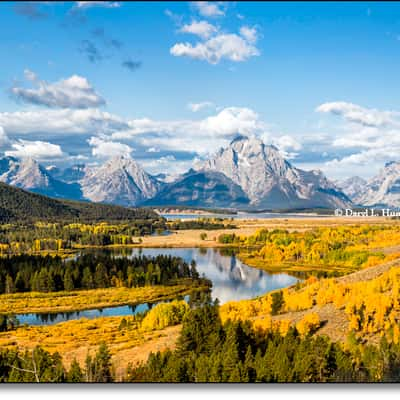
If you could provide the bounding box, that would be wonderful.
[0,280,207,314]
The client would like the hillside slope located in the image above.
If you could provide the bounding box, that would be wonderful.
[0,182,159,223]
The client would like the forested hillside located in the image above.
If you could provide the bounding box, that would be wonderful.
[0,182,159,223]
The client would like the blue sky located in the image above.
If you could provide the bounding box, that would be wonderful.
[0,1,400,180]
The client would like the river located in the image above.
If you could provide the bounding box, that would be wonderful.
[161,212,329,220]
[16,248,298,326]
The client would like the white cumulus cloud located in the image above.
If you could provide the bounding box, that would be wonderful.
[199,107,265,137]
[180,20,218,39]
[5,140,64,160]
[272,135,302,159]
[187,101,214,112]
[0,108,127,135]
[239,26,258,44]
[11,70,105,109]
[316,101,397,128]
[191,2,225,17]
[74,2,121,9]
[110,106,269,156]
[88,136,133,158]
[316,101,400,178]
[170,30,260,64]
[0,127,9,147]
[146,147,160,153]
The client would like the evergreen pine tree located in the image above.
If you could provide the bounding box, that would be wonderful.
[5,275,15,294]
[94,263,109,288]
[14,272,25,292]
[82,267,94,289]
[63,269,74,291]
[67,359,83,382]
[93,342,113,382]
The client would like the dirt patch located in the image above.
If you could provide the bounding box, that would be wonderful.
[336,257,400,285]
[271,303,349,343]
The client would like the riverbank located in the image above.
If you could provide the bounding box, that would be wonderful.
[0,280,208,315]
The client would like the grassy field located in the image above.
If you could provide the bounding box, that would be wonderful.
[0,281,208,314]
[131,216,398,248]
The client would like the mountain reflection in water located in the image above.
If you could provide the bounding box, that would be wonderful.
[128,248,298,304]
[17,248,298,326]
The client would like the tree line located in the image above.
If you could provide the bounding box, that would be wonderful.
[168,218,236,231]
[0,220,167,254]
[0,253,204,294]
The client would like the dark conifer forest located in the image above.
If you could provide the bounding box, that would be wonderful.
[0,254,204,294]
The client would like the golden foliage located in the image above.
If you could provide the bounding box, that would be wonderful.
[141,300,189,331]
[222,259,400,342]
[241,225,400,273]
[296,313,320,336]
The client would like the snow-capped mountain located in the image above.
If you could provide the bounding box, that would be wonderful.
[0,138,353,210]
[349,161,400,207]
[80,155,161,206]
[336,176,368,204]
[195,135,350,209]
[0,156,82,200]
[0,157,49,189]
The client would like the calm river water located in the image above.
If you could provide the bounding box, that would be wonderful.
[16,248,298,326]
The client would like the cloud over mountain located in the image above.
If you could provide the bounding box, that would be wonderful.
[5,140,64,160]
[316,101,400,178]
[88,136,133,158]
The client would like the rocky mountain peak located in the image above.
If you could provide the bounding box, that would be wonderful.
[0,156,49,189]
[80,155,160,206]
[336,176,368,203]
[0,156,82,199]
[351,161,400,207]
[196,135,350,209]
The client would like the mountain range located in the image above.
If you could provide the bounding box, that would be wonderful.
[0,135,357,210]
[0,156,82,200]
[337,161,400,207]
